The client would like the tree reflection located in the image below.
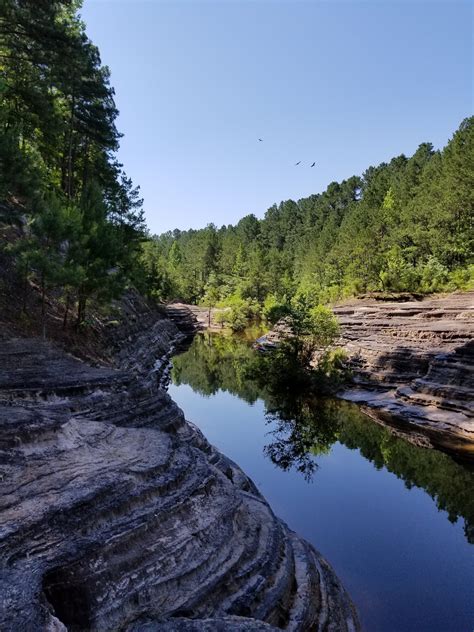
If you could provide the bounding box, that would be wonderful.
[172,332,261,403]
[263,397,340,481]
[171,333,474,543]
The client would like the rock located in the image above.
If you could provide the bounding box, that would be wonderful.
[0,303,359,631]
[125,616,280,631]
[165,303,203,336]
[166,302,230,333]
[334,292,474,457]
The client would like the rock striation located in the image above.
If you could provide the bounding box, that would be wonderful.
[0,300,359,631]
[334,292,474,458]
[165,302,229,333]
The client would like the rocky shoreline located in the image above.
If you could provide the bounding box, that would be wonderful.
[334,292,473,458]
[0,295,359,631]
[168,292,474,459]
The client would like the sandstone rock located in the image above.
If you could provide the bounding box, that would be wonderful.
[166,303,230,333]
[125,616,280,631]
[335,292,474,457]
[0,306,359,630]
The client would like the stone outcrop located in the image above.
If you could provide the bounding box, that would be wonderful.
[166,302,229,332]
[165,303,201,339]
[0,301,359,631]
[334,292,474,457]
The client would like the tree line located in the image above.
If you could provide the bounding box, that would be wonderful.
[0,0,145,330]
[1,2,472,334]
[144,117,473,323]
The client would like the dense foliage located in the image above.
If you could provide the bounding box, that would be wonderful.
[249,305,345,394]
[0,0,145,328]
[147,119,473,312]
[2,2,472,333]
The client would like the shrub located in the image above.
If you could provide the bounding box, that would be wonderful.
[214,309,230,328]
[318,348,350,384]
[228,306,248,332]
[264,303,293,325]
[379,247,420,292]
[307,305,340,350]
[447,265,474,291]
[419,256,449,293]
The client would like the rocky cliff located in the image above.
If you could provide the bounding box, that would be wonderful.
[334,292,473,458]
[0,295,359,631]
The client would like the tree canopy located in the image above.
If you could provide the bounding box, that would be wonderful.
[1,2,472,332]
[145,119,473,311]
[0,0,145,329]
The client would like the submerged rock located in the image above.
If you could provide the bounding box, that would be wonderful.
[0,308,359,631]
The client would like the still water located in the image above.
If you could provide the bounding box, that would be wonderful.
[168,332,474,632]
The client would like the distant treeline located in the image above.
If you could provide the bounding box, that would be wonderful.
[0,1,145,327]
[145,118,473,315]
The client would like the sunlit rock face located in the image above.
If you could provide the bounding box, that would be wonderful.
[335,292,474,456]
[0,304,359,631]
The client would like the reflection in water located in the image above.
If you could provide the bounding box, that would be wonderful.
[263,397,337,480]
[172,332,474,544]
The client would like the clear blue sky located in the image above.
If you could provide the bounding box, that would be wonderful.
[81,0,473,234]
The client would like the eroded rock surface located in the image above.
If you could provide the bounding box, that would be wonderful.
[335,292,474,457]
[0,306,359,631]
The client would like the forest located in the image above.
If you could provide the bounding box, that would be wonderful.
[143,118,473,327]
[1,1,472,333]
[0,0,145,328]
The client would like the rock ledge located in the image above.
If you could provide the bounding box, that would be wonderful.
[0,305,359,631]
[335,292,474,457]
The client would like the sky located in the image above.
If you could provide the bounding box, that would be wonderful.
[81,0,473,234]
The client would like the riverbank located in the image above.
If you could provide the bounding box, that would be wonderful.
[203,291,472,459]
[334,292,473,458]
[0,294,359,631]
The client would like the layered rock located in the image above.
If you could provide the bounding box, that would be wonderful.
[334,292,474,457]
[166,302,229,333]
[0,306,359,631]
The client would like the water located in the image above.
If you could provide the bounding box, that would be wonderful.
[168,332,474,632]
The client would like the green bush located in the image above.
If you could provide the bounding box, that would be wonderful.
[264,303,293,325]
[318,348,350,384]
[214,309,230,328]
[307,305,340,349]
[447,265,474,291]
[379,247,420,292]
[419,256,449,293]
[228,307,248,332]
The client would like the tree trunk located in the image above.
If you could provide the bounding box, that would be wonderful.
[69,137,77,199]
[65,90,76,199]
[22,261,28,313]
[41,272,46,339]
[81,139,90,192]
[76,292,87,327]
[63,292,71,329]
[60,130,68,192]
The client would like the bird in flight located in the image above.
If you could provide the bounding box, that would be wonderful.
[310,162,316,167]
[258,138,263,142]
[295,161,301,166]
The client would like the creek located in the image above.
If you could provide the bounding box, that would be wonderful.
[168,332,474,632]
